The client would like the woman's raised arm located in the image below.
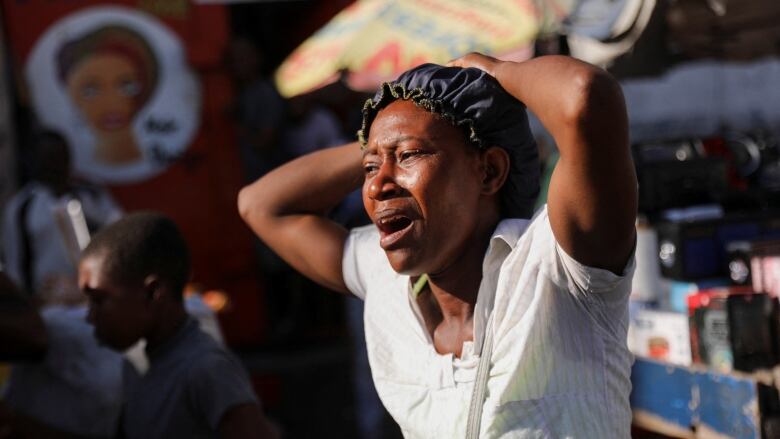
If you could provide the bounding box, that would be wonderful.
[450,54,637,273]
[238,142,364,293]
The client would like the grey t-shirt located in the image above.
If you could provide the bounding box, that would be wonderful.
[122,318,257,439]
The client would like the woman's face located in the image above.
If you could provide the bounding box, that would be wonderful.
[362,100,485,276]
[66,52,144,133]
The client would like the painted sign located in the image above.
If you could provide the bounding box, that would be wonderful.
[26,7,200,183]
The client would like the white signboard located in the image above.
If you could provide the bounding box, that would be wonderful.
[25,6,202,184]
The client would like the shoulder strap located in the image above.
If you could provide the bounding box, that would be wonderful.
[466,312,496,439]
[412,274,429,298]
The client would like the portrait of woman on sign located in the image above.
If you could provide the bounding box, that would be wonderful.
[25,6,201,184]
[58,26,159,166]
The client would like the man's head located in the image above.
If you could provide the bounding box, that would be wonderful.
[78,212,190,350]
[358,64,539,275]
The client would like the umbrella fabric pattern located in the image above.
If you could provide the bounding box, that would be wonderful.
[275,0,572,97]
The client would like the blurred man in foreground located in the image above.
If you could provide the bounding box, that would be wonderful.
[79,212,277,439]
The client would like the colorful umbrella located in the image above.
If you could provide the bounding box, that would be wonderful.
[275,0,574,97]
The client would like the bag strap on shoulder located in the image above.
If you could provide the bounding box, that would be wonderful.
[466,312,496,439]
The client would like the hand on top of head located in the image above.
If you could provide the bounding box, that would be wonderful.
[446,52,501,78]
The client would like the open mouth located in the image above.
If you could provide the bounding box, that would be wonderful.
[99,113,129,131]
[375,214,414,249]
[377,215,412,234]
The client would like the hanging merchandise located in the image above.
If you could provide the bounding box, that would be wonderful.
[667,0,780,61]
[655,212,780,281]
[630,221,667,303]
[628,308,692,366]
[752,240,780,298]
[633,137,729,213]
[565,0,656,67]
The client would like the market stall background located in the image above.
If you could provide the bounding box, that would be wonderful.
[1,0,780,438]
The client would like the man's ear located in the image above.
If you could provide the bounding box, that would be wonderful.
[143,275,162,302]
[481,146,510,195]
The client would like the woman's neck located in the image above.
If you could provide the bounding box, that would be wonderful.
[426,215,499,324]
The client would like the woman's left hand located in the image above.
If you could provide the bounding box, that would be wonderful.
[446,52,502,78]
